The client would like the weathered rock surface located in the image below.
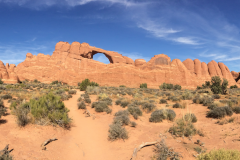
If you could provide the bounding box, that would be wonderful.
[231,71,240,84]
[0,41,238,89]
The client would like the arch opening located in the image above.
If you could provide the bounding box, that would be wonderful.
[91,51,113,64]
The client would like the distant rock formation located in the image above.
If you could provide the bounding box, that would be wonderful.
[0,41,238,89]
[231,71,240,84]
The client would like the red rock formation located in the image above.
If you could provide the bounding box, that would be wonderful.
[0,41,238,89]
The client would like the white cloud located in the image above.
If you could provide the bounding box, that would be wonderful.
[172,37,200,45]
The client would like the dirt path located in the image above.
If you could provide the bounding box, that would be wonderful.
[60,91,117,160]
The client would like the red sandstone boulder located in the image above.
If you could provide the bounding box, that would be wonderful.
[183,59,194,74]
[135,59,146,67]
[123,56,134,65]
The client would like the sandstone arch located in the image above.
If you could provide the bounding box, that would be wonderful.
[91,51,113,63]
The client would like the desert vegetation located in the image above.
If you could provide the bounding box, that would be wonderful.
[1,76,240,159]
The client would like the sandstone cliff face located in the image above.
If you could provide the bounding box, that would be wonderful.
[231,71,240,84]
[1,41,238,89]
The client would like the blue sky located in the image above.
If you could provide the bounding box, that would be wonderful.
[0,0,240,71]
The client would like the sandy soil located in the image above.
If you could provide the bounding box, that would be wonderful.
[0,91,240,160]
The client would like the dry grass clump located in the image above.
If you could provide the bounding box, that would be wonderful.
[169,118,197,137]
[149,109,176,123]
[84,98,91,104]
[207,106,233,119]
[216,117,235,125]
[197,149,240,160]
[184,113,197,123]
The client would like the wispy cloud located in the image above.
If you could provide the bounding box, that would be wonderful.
[172,37,200,45]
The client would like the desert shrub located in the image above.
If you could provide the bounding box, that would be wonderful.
[120,100,129,108]
[201,81,211,89]
[33,79,40,83]
[119,85,126,88]
[108,122,128,141]
[182,91,193,100]
[1,94,12,100]
[230,85,238,89]
[154,139,182,160]
[212,94,220,99]
[84,98,91,104]
[168,96,180,102]
[55,89,65,95]
[68,90,77,95]
[208,103,218,110]
[159,83,173,90]
[91,101,98,108]
[130,121,137,127]
[86,86,100,95]
[60,93,70,101]
[233,106,240,114]
[173,103,184,109]
[127,105,142,119]
[210,76,228,94]
[78,101,86,109]
[81,93,89,99]
[169,118,196,137]
[51,80,59,85]
[15,103,30,127]
[100,97,112,106]
[114,110,130,125]
[173,84,182,90]
[197,149,240,160]
[184,113,197,123]
[77,97,82,102]
[149,109,176,123]
[79,79,99,91]
[207,106,233,119]
[0,153,14,160]
[28,93,71,128]
[159,99,167,104]
[140,83,147,88]
[115,98,123,105]
[0,78,3,84]
[202,97,214,106]
[95,101,112,114]
[142,102,156,113]
[0,100,6,119]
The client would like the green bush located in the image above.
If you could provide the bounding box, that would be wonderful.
[29,93,71,128]
[197,149,240,160]
[201,81,211,89]
[149,109,176,123]
[0,78,3,84]
[51,80,59,85]
[1,94,12,100]
[207,106,233,119]
[174,84,182,90]
[210,76,228,94]
[230,85,238,89]
[119,85,126,88]
[160,83,181,90]
[79,79,99,91]
[140,83,147,88]
[78,101,86,109]
[212,94,220,99]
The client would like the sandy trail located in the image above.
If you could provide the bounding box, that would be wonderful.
[61,91,116,160]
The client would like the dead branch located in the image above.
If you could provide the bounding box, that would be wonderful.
[41,138,58,150]
[131,140,159,160]
[83,109,95,119]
